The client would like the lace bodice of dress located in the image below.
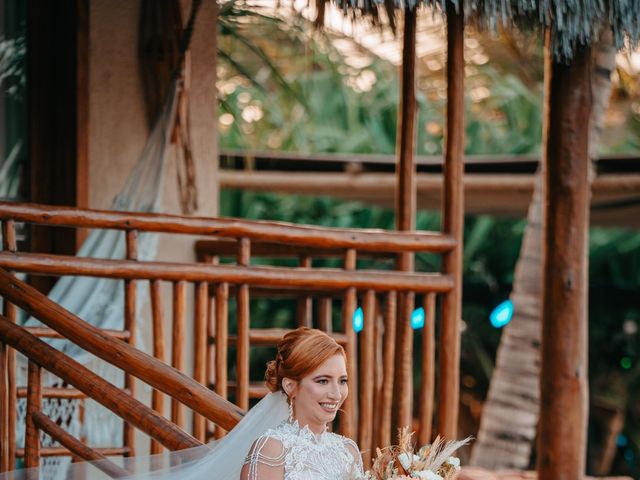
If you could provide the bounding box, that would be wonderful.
[243,421,363,480]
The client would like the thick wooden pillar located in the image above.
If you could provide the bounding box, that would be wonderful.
[393,5,417,432]
[537,44,592,480]
[438,0,464,440]
[27,0,89,285]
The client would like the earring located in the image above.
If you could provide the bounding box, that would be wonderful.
[288,397,295,423]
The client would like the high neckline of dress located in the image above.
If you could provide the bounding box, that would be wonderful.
[287,419,328,443]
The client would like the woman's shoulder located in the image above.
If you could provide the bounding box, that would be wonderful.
[327,432,361,456]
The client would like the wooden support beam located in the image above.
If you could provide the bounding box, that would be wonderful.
[438,0,465,440]
[537,43,592,480]
[2,220,17,470]
[393,5,418,433]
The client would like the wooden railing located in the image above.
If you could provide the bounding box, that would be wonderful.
[0,202,460,471]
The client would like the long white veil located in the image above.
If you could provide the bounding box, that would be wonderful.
[2,392,289,480]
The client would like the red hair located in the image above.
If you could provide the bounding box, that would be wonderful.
[265,327,345,393]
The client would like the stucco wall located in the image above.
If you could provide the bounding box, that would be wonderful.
[88,0,219,450]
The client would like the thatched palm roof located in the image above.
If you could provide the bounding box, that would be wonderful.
[326,0,640,60]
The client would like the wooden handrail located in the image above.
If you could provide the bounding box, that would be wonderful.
[32,412,131,478]
[0,315,200,451]
[0,202,456,253]
[0,269,244,431]
[0,252,454,293]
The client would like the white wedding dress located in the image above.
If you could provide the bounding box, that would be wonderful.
[243,420,363,479]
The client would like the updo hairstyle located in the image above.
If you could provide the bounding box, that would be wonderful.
[264,327,345,394]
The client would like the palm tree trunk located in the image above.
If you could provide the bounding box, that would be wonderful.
[470,29,616,469]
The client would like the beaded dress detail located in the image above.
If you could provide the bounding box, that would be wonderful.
[243,421,363,479]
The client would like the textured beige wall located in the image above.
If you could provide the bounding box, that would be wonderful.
[88,0,219,448]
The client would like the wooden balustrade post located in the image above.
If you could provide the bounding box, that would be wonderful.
[171,280,187,428]
[236,238,250,411]
[149,280,166,454]
[25,360,42,471]
[296,255,313,328]
[439,0,464,440]
[537,42,592,480]
[340,248,357,438]
[378,291,396,448]
[1,219,17,472]
[215,282,229,438]
[317,297,332,333]
[192,281,208,441]
[359,290,375,467]
[418,293,436,445]
[206,255,219,440]
[394,4,418,434]
[123,230,137,456]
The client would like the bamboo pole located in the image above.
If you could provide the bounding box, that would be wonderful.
[193,281,208,442]
[438,0,465,440]
[215,282,229,438]
[537,43,592,480]
[393,5,418,433]
[124,230,137,456]
[359,290,375,467]
[236,238,250,411]
[418,293,436,445]
[1,219,17,471]
[149,280,166,455]
[340,248,357,438]
[378,291,396,448]
[25,360,41,470]
[171,280,187,428]
[297,255,313,327]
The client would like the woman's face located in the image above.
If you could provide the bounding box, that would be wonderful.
[286,354,348,428]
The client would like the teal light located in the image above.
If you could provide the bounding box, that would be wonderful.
[490,300,513,328]
[352,307,364,333]
[411,307,425,329]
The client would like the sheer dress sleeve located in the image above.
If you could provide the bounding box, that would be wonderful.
[240,436,286,480]
[343,438,364,478]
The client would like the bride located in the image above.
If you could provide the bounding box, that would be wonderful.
[240,327,363,479]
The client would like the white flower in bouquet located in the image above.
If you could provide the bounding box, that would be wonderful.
[446,457,461,471]
[411,469,443,480]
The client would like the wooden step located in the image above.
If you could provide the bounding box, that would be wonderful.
[16,447,130,458]
[222,328,347,346]
[24,327,130,341]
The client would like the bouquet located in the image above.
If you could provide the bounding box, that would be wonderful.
[360,428,471,480]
